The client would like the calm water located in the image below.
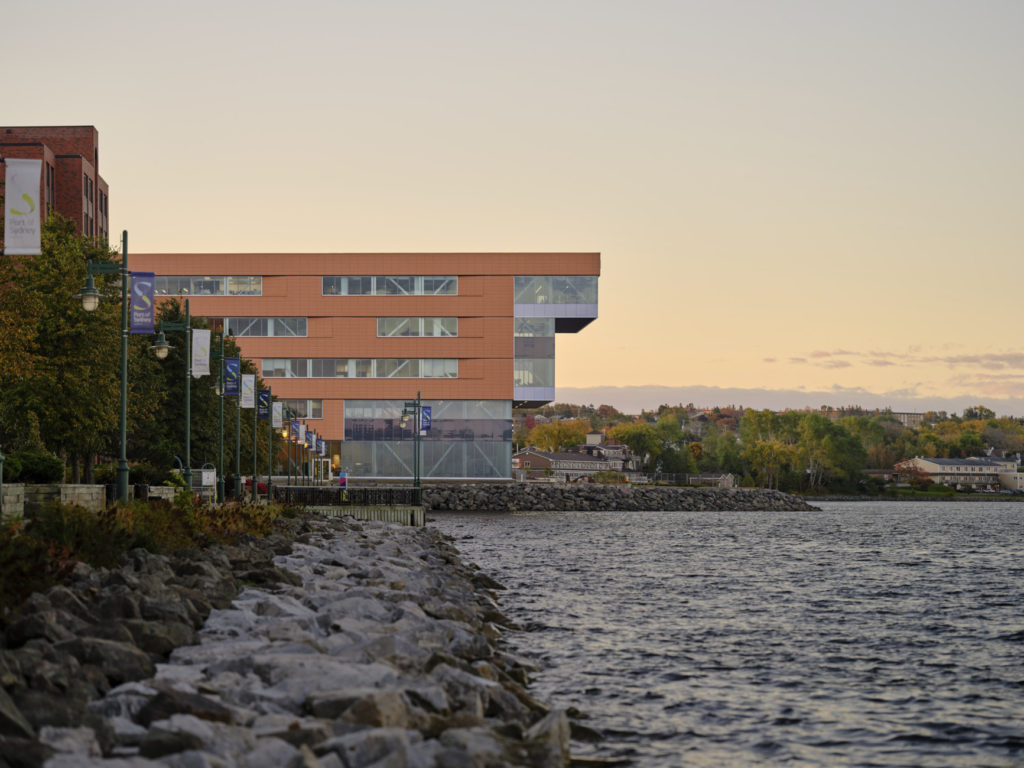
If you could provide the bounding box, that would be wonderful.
[432,502,1024,767]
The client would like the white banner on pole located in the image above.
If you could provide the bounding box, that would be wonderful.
[191,329,211,377]
[3,159,42,255]
[241,374,255,408]
[298,424,306,443]
[272,402,283,428]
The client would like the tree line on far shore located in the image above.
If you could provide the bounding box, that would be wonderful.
[514,402,1021,493]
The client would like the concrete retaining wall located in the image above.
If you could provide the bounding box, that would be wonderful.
[23,484,106,514]
[1,483,26,522]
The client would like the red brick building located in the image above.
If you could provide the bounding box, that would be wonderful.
[1,126,109,241]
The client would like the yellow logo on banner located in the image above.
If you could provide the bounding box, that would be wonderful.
[10,193,36,216]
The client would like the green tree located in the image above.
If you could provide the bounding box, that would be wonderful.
[527,420,588,452]
[742,438,796,490]
[961,405,996,422]
[0,216,167,481]
[608,421,661,472]
[798,413,867,491]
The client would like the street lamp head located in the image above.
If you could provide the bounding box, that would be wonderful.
[77,275,101,312]
[150,330,172,360]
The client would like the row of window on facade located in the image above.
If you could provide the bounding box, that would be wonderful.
[152,275,597,304]
[261,358,458,379]
[205,317,458,338]
[155,276,458,297]
[202,316,551,339]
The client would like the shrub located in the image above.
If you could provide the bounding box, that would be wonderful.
[130,462,172,486]
[1,454,24,482]
[0,521,63,612]
[1,492,288,617]
[10,449,64,483]
[95,462,170,487]
[28,502,138,569]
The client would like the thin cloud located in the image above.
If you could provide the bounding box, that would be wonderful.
[924,352,1024,370]
[810,349,855,359]
[778,348,1024,371]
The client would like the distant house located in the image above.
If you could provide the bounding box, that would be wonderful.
[894,456,1018,490]
[512,442,639,482]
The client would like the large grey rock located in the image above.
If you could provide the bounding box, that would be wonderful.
[525,709,571,765]
[0,686,34,738]
[136,689,235,726]
[55,637,155,685]
[4,609,84,647]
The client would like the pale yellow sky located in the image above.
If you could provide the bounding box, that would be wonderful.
[8,0,1023,413]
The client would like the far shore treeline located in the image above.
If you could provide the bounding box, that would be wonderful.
[516,402,1019,494]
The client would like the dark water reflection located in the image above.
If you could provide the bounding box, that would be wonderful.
[432,502,1024,767]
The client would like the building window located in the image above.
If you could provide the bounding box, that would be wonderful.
[215,317,307,337]
[514,275,597,305]
[514,317,555,337]
[377,317,457,337]
[155,276,263,296]
[279,399,323,419]
[322,276,458,296]
[262,358,458,379]
[514,358,555,387]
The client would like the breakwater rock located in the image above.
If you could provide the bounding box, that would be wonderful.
[423,483,819,513]
[1,516,577,767]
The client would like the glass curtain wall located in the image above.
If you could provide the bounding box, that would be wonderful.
[339,400,512,479]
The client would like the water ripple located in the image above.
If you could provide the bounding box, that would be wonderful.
[435,502,1024,767]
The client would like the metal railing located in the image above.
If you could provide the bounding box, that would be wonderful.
[272,485,422,507]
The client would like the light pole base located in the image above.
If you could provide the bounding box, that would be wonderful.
[116,462,130,505]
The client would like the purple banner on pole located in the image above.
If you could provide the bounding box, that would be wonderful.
[130,272,155,334]
[257,390,271,419]
[224,358,240,396]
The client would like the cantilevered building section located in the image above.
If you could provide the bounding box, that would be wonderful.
[131,252,600,480]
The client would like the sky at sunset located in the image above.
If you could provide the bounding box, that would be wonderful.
[7,1,1023,414]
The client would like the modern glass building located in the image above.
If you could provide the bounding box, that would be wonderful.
[133,252,600,480]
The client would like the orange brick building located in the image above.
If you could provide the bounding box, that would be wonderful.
[132,251,600,480]
[1,126,109,241]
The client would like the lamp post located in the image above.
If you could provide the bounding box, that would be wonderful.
[235,387,242,499]
[252,394,258,502]
[150,298,192,489]
[211,332,226,503]
[266,390,273,501]
[76,231,130,504]
[283,408,293,487]
[402,391,422,503]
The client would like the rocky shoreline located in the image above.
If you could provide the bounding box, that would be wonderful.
[0,514,586,767]
[423,483,819,513]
